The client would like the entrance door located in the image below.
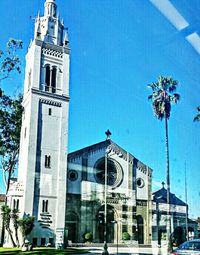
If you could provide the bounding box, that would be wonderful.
[97,205,115,243]
[66,223,77,243]
[137,215,144,244]
[65,212,78,243]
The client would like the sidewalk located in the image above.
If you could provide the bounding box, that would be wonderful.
[76,246,169,255]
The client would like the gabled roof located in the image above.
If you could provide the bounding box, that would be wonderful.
[153,187,186,206]
[188,218,198,224]
[68,139,153,175]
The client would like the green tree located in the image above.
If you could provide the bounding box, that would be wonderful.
[0,94,23,194]
[12,208,20,247]
[0,38,22,94]
[1,205,16,247]
[147,75,180,249]
[18,215,35,246]
[194,106,200,122]
[0,38,23,194]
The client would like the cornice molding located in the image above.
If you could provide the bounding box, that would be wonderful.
[32,88,70,102]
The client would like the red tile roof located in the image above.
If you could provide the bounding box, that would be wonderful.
[0,194,6,202]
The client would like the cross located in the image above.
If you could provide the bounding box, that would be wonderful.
[105,129,111,140]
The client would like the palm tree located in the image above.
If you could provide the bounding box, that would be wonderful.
[194,106,200,122]
[18,215,35,246]
[148,75,180,249]
[1,205,16,247]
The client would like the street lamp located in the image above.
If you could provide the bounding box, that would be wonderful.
[102,147,109,255]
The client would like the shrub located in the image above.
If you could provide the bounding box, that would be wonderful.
[161,233,167,240]
[122,232,130,240]
[84,232,93,242]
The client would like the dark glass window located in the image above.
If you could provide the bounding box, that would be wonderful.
[49,108,52,116]
[42,200,48,213]
[49,238,54,246]
[41,238,46,246]
[16,199,19,210]
[68,170,78,181]
[51,67,57,93]
[45,155,51,168]
[13,199,19,210]
[33,238,38,246]
[45,66,50,91]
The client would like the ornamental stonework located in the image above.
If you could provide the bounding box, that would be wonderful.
[39,98,62,107]
[42,47,63,58]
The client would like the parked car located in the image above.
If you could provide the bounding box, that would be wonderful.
[171,239,200,254]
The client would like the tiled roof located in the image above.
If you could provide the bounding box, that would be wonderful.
[0,194,6,202]
[153,187,187,206]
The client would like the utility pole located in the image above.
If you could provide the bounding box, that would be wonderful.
[185,161,189,241]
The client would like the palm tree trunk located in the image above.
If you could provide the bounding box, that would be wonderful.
[7,228,16,247]
[165,116,172,250]
[14,228,20,247]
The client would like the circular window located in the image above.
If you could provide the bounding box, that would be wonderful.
[68,170,78,181]
[94,158,123,189]
[136,178,145,188]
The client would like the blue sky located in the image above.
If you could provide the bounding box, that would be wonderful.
[0,0,200,218]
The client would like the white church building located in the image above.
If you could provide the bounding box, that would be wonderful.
[4,0,194,248]
[6,0,153,247]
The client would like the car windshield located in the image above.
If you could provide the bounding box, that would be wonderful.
[179,242,200,251]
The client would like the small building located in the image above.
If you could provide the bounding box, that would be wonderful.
[152,183,198,246]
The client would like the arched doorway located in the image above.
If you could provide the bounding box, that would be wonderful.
[65,212,78,243]
[137,215,144,244]
[97,205,115,243]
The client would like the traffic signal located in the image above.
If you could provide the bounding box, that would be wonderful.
[98,213,104,224]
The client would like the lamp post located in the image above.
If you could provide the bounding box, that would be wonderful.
[102,129,113,255]
[102,149,109,255]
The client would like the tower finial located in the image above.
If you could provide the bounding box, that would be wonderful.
[162,182,165,188]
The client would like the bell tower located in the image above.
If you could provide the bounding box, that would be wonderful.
[11,0,69,247]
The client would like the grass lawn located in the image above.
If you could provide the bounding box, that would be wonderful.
[0,247,90,255]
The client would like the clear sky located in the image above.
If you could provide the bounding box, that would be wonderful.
[0,0,200,218]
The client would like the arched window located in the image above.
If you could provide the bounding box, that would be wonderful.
[45,65,50,91]
[51,67,57,93]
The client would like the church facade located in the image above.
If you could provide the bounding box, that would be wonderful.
[66,138,152,245]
